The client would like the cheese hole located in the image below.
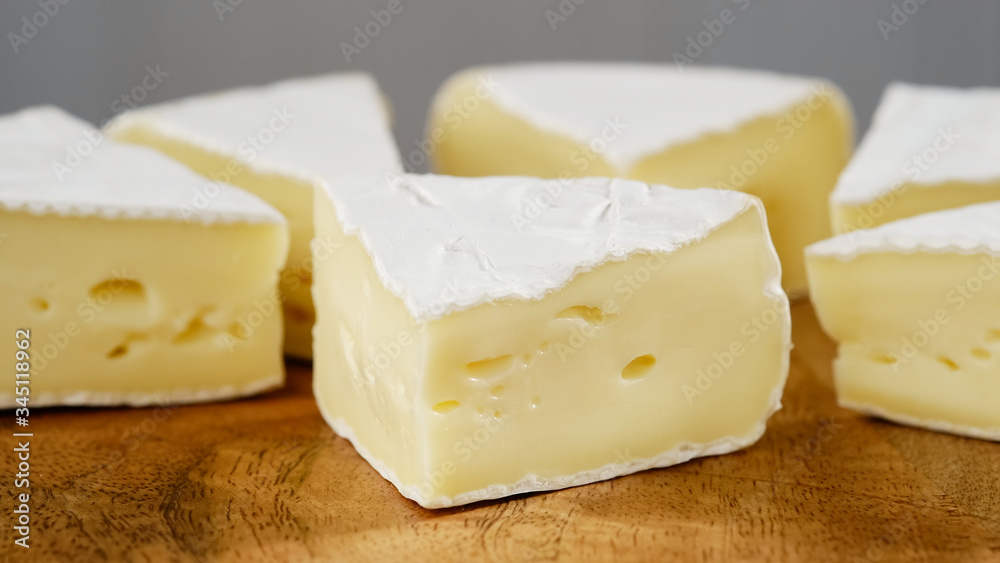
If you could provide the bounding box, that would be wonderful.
[174,316,212,344]
[30,298,50,313]
[90,278,145,304]
[555,305,616,326]
[871,354,899,365]
[432,400,460,414]
[89,278,148,323]
[107,344,128,359]
[106,333,147,359]
[531,395,542,408]
[539,341,551,353]
[621,354,656,381]
[490,385,504,398]
[971,348,992,360]
[937,356,960,371]
[986,329,1000,344]
[522,353,533,365]
[465,355,513,380]
[493,409,502,419]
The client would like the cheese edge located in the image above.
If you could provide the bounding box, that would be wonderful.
[0,373,282,409]
[319,373,785,509]
[839,398,1000,442]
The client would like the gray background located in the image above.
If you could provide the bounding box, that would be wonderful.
[2,0,998,169]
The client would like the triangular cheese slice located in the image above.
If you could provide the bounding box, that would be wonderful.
[1,106,288,407]
[808,202,1000,440]
[313,173,790,507]
[831,82,1000,234]
[427,62,854,295]
[108,73,402,358]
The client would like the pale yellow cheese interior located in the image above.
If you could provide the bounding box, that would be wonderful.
[313,190,788,506]
[0,210,288,406]
[832,180,1000,234]
[428,71,853,296]
[808,251,1000,438]
[110,126,315,359]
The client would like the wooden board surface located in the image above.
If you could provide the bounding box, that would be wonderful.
[4,302,999,562]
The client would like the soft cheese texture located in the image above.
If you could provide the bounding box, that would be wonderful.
[831,82,1000,234]
[314,173,791,507]
[807,202,1000,440]
[107,73,402,358]
[427,62,854,295]
[0,106,289,407]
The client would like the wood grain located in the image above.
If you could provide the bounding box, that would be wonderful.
[3,302,999,562]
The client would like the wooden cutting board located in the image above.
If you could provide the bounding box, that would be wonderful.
[5,302,999,562]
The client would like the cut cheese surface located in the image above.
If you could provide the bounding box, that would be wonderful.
[313,173,790,507]
[807,202,1000,440]
[427,62,854,295]
[107,73,402,358]
[831,82,1000,234]
[0,106,289,407]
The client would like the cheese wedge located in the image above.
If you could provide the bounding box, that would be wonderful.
[313,173,790,507]
[807,202,1000,440]
[831,82,1000,234]
[0,106,288,407]
[107,73,402,359]
[427,63,854,296]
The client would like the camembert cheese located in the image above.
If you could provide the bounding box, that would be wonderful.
[313,173,790,507]
[807,202,1000,440]
[0,106,289,407]
[831,82,1000,234]
[427,62,854,295]
[107,73,402,359]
